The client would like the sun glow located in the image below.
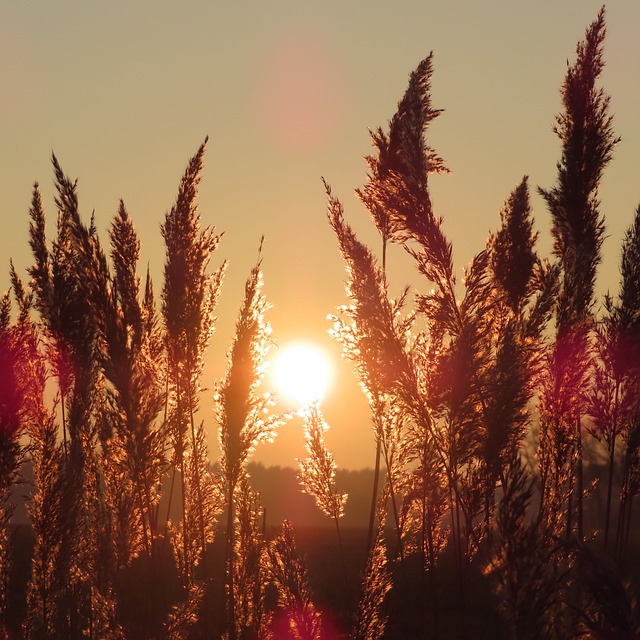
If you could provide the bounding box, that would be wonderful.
[273,343,331,406]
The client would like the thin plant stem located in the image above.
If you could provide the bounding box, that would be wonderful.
[367,437,382,555]
[188,387,208,577]
[366,236,387,556]
[381,440,407,579]
[187,390,209,637]
[622,494,634,564]
[225,483,237,640]
[604,382,620,551]
[576,417,584,541]
[61,391,68,460]
[426,502,440,639]
[333,514,352,623]
[604,431,616,551]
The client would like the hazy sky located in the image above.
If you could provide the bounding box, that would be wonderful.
[2,1,639,468]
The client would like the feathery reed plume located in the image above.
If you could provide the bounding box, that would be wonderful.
[539,7,617,325]
[297,405,350,613]
[614,203,640,561]
[263,520,323,640]
[70,195,168,584]
[538,6,619,540]
[50,158,148,639]
[614,204,640,562]
[161,137,225,394]
[216,251,282,639]
[326,182,415,566]
[489,177,538,315]
[327,179,453,630]
[326,184,412,401]
[357,53,449,247]
[298,405,347,522]
[354,55,447,554]
[484,178,556,489]
[94,201,167,570]
[161,137,226,591]
[217,258,276,486]
[354,52,498,579]
[26,155,110,637]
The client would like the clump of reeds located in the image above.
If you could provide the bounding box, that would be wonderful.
[22,191,65,638]
[588,205,640,559]
[1,7,638,638]
[25,157,122,638]
[161,137,226,599]
[324,8,635,637]
[216,250,285,639]
[297,403,351,619]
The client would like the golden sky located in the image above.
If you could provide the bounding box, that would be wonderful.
[2,1,639,468]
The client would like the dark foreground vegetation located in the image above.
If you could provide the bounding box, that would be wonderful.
[1,6,639,639]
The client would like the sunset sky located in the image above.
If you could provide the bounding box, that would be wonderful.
[2,1,640,469]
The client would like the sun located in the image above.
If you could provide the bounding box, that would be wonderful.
[273,343,331,406]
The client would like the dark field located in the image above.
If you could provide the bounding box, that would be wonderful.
[7,519,639,639]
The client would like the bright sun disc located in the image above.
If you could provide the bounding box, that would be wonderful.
[273,344,331,406]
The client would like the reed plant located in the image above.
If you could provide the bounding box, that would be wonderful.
[0,6,638,638]
[26,157,120,638]
[537,7,619,542]
[22,190,65,638]
[216,251,285,639]
[161,137,226,598]
[587,205,640,562]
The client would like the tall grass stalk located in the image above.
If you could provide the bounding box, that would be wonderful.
[538,6,619,541]
[216,251,282,639]
[161,138,225,601]
[297,404,350,611]
[326,184,414,572]
[27,155,113,638]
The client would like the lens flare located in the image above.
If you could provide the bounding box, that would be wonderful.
[254,25,348,154]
